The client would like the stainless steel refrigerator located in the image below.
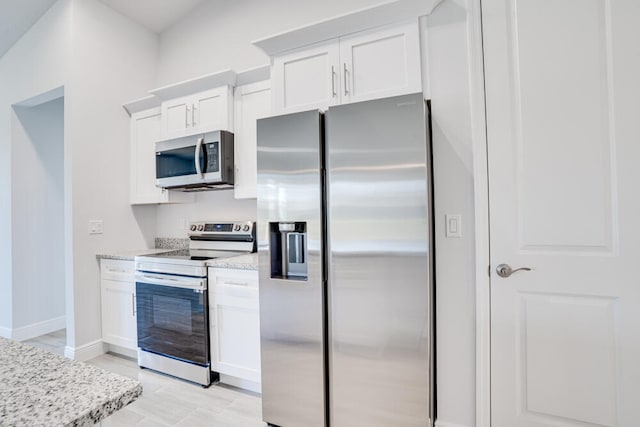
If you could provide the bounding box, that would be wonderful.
[257,93,433,427]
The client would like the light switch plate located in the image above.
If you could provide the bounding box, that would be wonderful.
[89,220,103,235]
[445,214,462,238]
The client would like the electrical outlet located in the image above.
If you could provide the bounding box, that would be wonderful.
[89,220,103,235]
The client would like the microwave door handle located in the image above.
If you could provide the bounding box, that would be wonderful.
[195,137,204,177]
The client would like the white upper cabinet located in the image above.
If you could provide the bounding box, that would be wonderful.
[160,86,233,140]
[340,21,421,104]
[233,80,272,199]
[270,20,422,114]
[272,42,340,113]
[126,100,193,205]
[149,70,237,141]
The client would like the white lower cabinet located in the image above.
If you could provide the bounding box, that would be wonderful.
[208,267,261,392]
[100,259,137,351]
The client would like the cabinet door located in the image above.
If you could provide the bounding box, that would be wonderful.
[233,81,271,199]
[272,41,340,114]
[130,108,193,205]
[161,95,192,140]
[209,269,261,384]
[101,278,137,350]
[340,21,422,104]
[193,86,233,133]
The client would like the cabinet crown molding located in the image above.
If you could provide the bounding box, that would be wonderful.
[252,0,442,56]
[122,95,161,116]
[149,69,237,101]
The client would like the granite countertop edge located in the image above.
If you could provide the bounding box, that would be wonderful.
[0,337,142,426]
[95,248,181,261]
[206,253,258,271]
[96,250,259,270]
[64,382,142,426]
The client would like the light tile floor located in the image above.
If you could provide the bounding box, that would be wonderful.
[23,328,66,356]
[23,330,268,427]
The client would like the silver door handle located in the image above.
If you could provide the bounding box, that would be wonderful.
[496,264,531,278]
[343,63,348,95]
[132,293,136,317]
[192,105,197,126]
[186,105,191,127]
[331,65,337,97]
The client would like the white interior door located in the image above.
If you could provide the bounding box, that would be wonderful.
[483,0,640,426]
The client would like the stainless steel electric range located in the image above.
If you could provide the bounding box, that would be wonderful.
[134,221,255,386]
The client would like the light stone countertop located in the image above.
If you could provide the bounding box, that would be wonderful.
[207,253,258,270]
[0,337,142,426]
[95,248,179,262]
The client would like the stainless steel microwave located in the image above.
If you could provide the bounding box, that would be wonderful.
[155,131,234,191]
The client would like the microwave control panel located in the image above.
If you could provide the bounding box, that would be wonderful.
[204,142,219,172]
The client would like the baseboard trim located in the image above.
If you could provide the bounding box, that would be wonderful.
[105,343,137,359]
[12,316,66,341]
[0,326,11,339]
[64,339,106,361]
[219,373,261,394]
[435,421,470,427]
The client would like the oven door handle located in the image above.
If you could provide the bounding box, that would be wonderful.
[135,273,206,291]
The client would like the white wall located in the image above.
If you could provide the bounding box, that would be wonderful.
[11,97,65,335]
[0,0,159,350]
[64,0,158,351]
[0,0,71,335]
[428,1,477,426]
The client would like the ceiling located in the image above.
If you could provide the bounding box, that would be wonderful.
[0,0,207,59]
[98,0,207,33]
[0,0,57,58]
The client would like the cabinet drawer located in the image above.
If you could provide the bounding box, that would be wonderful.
[100,259,135,282]
[209,268,258,289]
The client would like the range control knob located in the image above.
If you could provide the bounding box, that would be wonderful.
[242,224,251,232]
[234,224,241,231]
[190,224,197,231]
[197,224,205,231]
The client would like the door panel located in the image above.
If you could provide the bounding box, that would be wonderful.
[233,81,271,199]
[518,293,617,426]
[272,41,340,113]
[195,86,231,133]
[162,97,190,140]
[257,111,326,427]
[484,0,640,425]
[340,21,422,104]
[512,0,616,252]
[326,93,431,427]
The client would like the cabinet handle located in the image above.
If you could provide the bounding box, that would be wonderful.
[192,105,197,126]
[331,65,337,97]
[343,63,349,95]
[106,268,127,274]
[223,281,249,287]
[132,293,136,317]
[186,105,191,127]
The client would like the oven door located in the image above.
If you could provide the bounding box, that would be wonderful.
[135,273,209,366]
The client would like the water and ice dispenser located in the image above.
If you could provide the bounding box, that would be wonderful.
[269,222,308,280]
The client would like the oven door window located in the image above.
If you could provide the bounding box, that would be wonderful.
[136,281,209,365]
[156,145,207,179]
